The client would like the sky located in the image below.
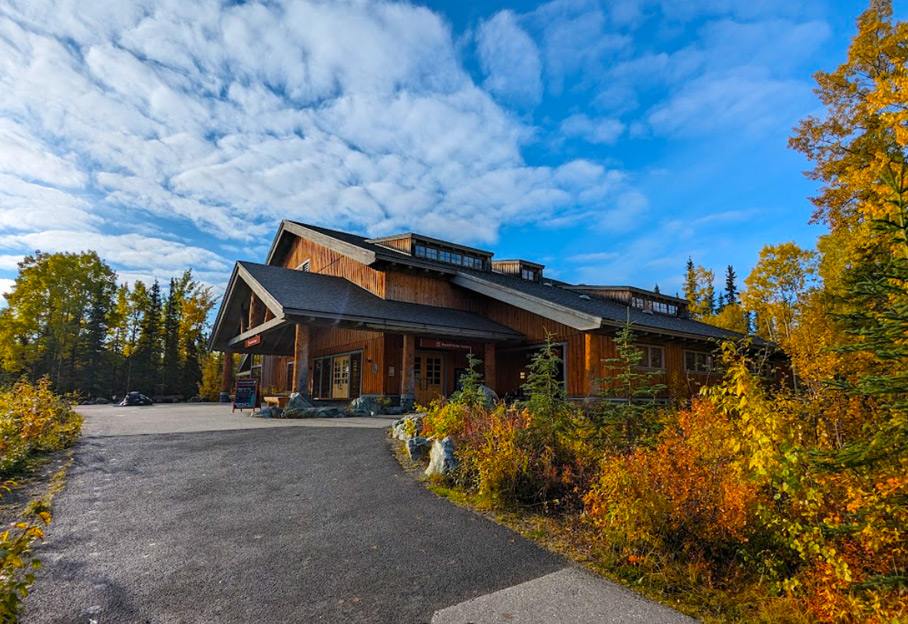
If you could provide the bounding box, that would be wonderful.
[0,0,883,301]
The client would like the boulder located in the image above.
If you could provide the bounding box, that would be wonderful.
[188,395,201,403]
[253,407,275,418]
[406,436,432,461]
[118,392,154,406]
[479,385,499,407]
[391,414,423,441]
[425,437,457,479]
[218,392,232,403]
[349,394,388,415]
[283,393,315,418]
[283,406,343,419]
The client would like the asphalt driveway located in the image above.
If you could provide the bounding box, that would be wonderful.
[24,404,695,623]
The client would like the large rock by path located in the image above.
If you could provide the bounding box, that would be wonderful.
[425,437,457,479]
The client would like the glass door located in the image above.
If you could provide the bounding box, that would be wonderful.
[332,355,351,398]
[415,353,444,405]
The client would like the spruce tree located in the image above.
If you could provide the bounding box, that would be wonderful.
[162,277,184,395]
[133,280,163,396]
[724,265,739,306]
[594,320,667,450]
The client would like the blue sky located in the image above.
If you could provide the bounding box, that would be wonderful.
[0,0,881,300]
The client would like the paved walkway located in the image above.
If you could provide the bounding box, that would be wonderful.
[24,404,696,623]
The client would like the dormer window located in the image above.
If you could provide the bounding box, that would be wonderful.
[413,243,487,269]
[521,269,536,281]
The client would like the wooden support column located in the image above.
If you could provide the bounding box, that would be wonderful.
[219,352,234,402]
[584,333,602,397]
[400,334,416,410]
[483,343,497,392]
[293,324,311,398]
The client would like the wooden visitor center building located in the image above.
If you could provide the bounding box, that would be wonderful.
[210,221,748,408]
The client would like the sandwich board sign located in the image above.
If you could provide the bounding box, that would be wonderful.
[233,378,259,412]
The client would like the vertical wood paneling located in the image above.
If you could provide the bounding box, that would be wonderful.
[384,272,487,312]
[283,237,385,297]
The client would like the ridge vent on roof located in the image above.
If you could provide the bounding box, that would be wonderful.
[578,294,591,300]
[543,282,553,287]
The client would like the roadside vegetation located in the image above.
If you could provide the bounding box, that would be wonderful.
[0,253,216,401]
[410,4,908,622]
[0,378,83,622]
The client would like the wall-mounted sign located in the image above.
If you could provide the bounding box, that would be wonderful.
[419,338,474,351]
[244,335,262,348]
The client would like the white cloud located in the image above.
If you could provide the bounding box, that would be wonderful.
[0,231,230,275]
[0,0,630,267]
[560,114,625,145]
[476,11,543,107]
[0,255,23,271]
[646,69,811,137]
[0,278,14,298]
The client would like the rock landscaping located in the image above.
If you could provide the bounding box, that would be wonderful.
[390,414,458,477]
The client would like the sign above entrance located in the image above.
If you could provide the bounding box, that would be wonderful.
[244,335,262,348]
[419,338,474,351]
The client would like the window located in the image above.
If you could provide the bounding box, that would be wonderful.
[413,242,487,269]
[296,259,310,272]
[685,351,714,373]
[631,296,647,309]
[286,361,295,391]
[637,345,664,369]
[667,304,678,316]
[521,268,536,281]
[313,352,363,399]
[653,301,668,314]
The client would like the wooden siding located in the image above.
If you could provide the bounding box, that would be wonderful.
[282,236,385,297]
[374,236,412,253]
[384,271,487,312]
[485,300,586,396]
[310,326,386,395]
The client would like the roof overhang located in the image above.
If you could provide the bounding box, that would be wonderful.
[266,220,378,267]
[451,272,602,331]
[210,261,523,353]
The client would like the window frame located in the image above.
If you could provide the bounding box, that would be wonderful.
[635,344,665,370]
[684,350,714,373]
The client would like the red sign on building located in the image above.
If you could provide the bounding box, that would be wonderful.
[244,335,262,348]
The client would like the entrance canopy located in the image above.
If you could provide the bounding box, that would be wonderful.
[209,261,524,355]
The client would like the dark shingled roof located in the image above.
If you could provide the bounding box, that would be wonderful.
[455,267,755,342]
[239,261,522,339]
[269,221,762,343]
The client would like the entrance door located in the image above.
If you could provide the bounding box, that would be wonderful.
[332,355,351,398]
[415,353,444,405]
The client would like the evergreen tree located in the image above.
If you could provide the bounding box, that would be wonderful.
[161,277,184,395]
[521,333,573,449]
[683,257,697,305]
[653,283,660,294]
[594,321,667,450]
[724,265,739,306]
[132,280,163,396]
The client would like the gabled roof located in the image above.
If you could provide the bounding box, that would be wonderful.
[265,220,463,274]
[209,261,524,352]
[258,220,758,344]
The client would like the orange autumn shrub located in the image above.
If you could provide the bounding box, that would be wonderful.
[584,399,763,561]
[423,399,595,508]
